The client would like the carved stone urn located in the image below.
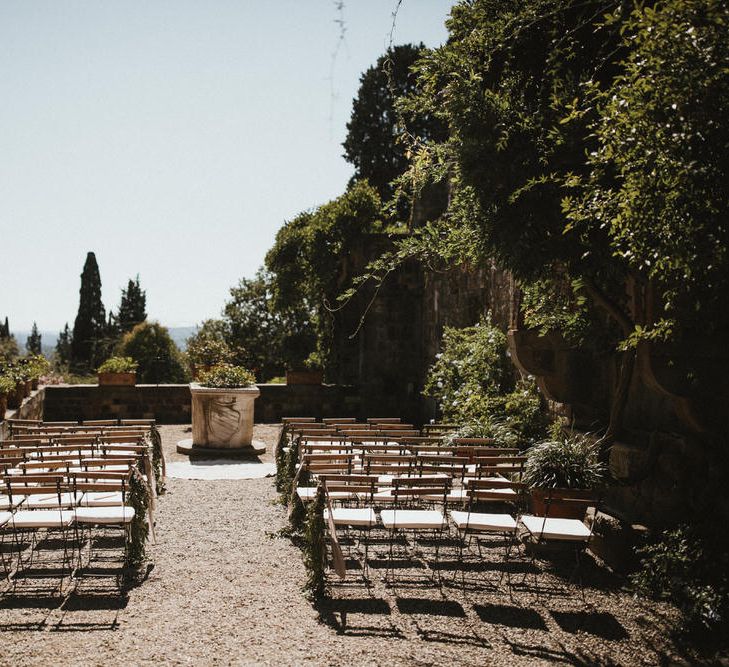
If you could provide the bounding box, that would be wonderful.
[181,383,263,455]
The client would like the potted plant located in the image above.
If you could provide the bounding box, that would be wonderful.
[26,354,50,390]
[523,430,605,518]
[0,373,14,420]
[190,363,260,450]
[185,330,234,380]
[6,364,29,407]
[97,356,139,386]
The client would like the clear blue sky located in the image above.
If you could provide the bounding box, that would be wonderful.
[0,0,452,334]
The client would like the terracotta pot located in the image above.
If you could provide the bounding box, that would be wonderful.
[286,369,323,385]
[98,372,137,386]
[31,378,39,391]
[24,380,32,397]
[7,384,23,409]
[0,394,6,421]
[530,488,589,519]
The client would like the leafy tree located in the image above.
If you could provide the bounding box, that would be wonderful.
[116,321,188,383]
[382,0,729,445]
[0,317,18,362]
[54,323,73,370]
[117,275,147,332]
[266,181,382,375]
[70,252,107,372]
[224,269,315,381]
[25,322,41,355]
[342,43,446,203]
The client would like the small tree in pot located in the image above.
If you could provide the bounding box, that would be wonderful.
[97,356,138,386]
[523,430,606,518]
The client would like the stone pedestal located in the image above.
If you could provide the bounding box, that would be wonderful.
[187,383,261,452]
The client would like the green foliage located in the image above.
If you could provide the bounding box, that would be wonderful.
[303,485,326,600]
[117,275,147,333]
[563,0,729,342]
[25,322,42,355]
[186,319,236,372]
[149,424,165,495]
[425,317,548,447]
[71,251,108,372]
[54,323,72,371]
[97,356,138,374]
[266,181,383,375]
[25,354,50,380]
[343,43,446,203]
[424,316,513,419]
[0,373,15,395]
[116,321,188,383]
[0,335,20,363]
[523,433,605,489]
[126,468,150,569]
[224,269,315,381]
[632,524,729,634]
[197,363,255,389]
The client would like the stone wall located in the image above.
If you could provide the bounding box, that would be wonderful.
[43,384,192,423]
[0,386,45,439]
[39,383,365,425]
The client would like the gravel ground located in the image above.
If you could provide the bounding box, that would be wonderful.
[0,425,705,666]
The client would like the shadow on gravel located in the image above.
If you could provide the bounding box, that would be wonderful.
[551,610,629,640]
[474,603,548,630]
[396,597,466,617]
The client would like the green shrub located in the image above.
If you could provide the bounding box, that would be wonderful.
[631,524,729,634]
[303,485,327,600]
[97,356,138,374]
[116,322,188,383]
[523,432,605,489]
[198,363,255,388]
[186,321,235,372]
[0,374,15,395]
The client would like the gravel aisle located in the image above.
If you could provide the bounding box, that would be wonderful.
[0,425,696,666]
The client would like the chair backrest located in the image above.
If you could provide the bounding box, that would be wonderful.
[466,477,526,504]
[322,417,357,424]
[282,417,317,424]
[391,476,452,503]
[366,418,401,424]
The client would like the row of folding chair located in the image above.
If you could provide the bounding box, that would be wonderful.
[0,422,159,592]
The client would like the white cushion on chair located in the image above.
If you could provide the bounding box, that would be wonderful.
[324,507,377,527]
[450,510,517,532]
[74,506,135,524]
[0,495,24,510]
[0,511,11,527]
[423,489,469,503]
[520,515,592,541]
[80,492,124,507]
[24,493,80,509]
[9,510,75,528]
[296,487,352,502]
[380,509,446,530]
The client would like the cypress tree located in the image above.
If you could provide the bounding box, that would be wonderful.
[70,252,107,372]
[55,323,72,369]
[117,275,147,332]
[26,322,42,355]
[0,317,9,339]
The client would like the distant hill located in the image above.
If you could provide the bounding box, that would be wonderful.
[13,324,197,356]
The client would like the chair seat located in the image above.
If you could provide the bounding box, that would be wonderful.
[80,492,124,507]
[324,507,377,527]
[296,487,353,502]
[24,492,81,509]
[520,515,592,542]
[0,511,11,527]
[450,510,517,532]
[423,489,469,504]
[74,506,135,524]
[9,510,75,528]
[380,509,446,530]
[0,495,24,510]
